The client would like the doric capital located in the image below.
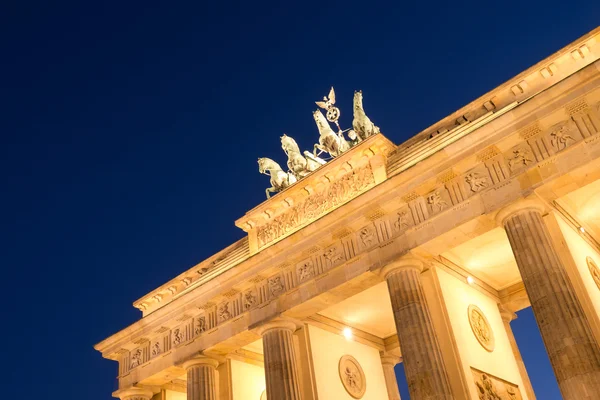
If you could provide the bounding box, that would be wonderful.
[113,387,154,400]
[380,257,423,279]
[380,354,402,367]
[255,319,298,337]
[182,355,220,370]
[498,305,517,323]
[495,199,546,226]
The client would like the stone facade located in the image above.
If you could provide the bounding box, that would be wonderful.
[97,28,600,400]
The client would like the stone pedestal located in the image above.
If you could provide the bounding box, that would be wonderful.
[499,306,536,400]
[114,387,153,400]
[257,320,302,400]
[382,259,454,400]
[380,354,402,400]
[182,356,220,400]
[498,201,600,399]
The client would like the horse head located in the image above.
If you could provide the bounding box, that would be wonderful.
[313,109,331,133]
[258,157,281,174]
[280,134,300,155]
[353,90,363,111]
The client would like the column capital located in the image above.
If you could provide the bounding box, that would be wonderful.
[113,387,154,400]
[381,257,423,279]
[380,354,402,367]
[495,199,546,226]
[182,355,219,370]
[499,305,517,323]
[255,319,298,336]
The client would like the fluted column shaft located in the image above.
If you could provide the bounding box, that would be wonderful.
[383,260,454,400]
[499,307,536,400]
[499,204,600,399]
[259,321,301,400]
[183,357,219,400]
[381,355,402,400]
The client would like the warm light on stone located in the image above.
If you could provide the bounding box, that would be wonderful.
[95,27,600,400]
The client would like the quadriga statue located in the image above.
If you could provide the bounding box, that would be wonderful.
[281,134,325,179]
[312,109,350,158]
[257,157,297,199]
[352,90,380,141]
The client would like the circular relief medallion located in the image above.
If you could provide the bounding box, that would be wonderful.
[587,256,600,290]
[468,304,495,352]
[260,390,267,400]
[338,355,366,399]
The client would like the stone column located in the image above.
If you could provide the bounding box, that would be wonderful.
[182,356,220,400]
[381,259,454,400]
[497,201,600,399]
[380,354,402,400]
[499,306,536,400]
[257,320,302,400]
[114,387,153,400]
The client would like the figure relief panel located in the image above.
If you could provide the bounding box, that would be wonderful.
[296,258,315,283]
[426,187,451,215]
[546,119,581,152]
[130,347,143,369]
[150,338,163,358]
[322,242,346,269]
[171,325,187,347]
[587,256,600,290]
[243,288,258,310]
[357,223,378,252]
[468,304,495,352]
[464,165,492,194]
[505,144,535,173]
[192,314,205,336]
[338,355,367,399]
[472,368,522,400]
[268,274,286,298]
[218,301,232,323]
[391,206,414,235]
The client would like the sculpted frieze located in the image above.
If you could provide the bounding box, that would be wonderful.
[256,164,375,248]
[472,368,522,400]
[122,100,600,375]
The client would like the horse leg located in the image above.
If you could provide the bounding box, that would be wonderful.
[265,187,274,199]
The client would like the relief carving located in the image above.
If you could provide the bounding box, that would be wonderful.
[468,304,495,352]
[587,256,600,290]
[218,303,231,322]
[472,368,522,400]
[244,290,257,309]
[151,341,161,357]
[297,260,315,282]
[338,355,366,399]
[323,245,344,264]
[195,316,206,334]
[394,209,411,231]
[130,348,142,368]
[427,191,448,212]
[256,165,375,248]
[172,328,185,346]
[465,172,489,192]
[268,276,285,297]
[358,226,376,247]
[548,121,576,151]
[507,146,534,170]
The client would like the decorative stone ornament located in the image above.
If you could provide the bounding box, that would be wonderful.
[338,355,366,399]
[587,256,600,290]
[468,304,495,352]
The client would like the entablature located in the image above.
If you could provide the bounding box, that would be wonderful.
[95,62,600,381]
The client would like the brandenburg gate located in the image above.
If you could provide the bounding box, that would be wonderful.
[95,27,600,399]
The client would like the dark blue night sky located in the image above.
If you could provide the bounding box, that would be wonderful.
[2,2,597,399]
